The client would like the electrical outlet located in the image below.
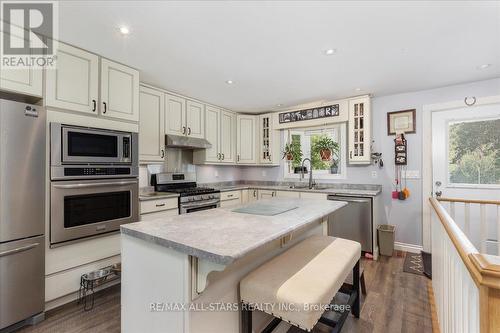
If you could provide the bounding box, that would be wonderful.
[371,171,378,179]
[214,170,219,178]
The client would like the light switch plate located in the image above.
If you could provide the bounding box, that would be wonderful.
[371,171,378,179]
[403,170,420,179]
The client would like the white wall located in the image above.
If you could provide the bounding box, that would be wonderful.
[235,78,500,247]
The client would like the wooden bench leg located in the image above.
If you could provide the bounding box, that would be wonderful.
[352,260,360,318]
[360,270,367,295]
[241,303,252,333]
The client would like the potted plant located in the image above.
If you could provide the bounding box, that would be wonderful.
[282,141,302,162]
[315,136,339,161]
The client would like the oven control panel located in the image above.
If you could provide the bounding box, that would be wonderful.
[64,167,132,177]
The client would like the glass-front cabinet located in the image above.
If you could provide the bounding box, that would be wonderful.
[348,96,371,164]
[259,113,279,165]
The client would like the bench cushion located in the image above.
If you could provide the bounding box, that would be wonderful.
[240,235,361,331]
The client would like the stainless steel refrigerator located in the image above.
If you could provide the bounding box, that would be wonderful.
[0,99,45,330]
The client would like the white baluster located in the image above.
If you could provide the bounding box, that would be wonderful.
[464,203,470,237]
[480,204,487,254]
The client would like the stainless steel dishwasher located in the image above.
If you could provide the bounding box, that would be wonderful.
[327,195,373,253]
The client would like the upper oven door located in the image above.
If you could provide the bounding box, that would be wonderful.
[50,178,139,246]
[60,125,131,164]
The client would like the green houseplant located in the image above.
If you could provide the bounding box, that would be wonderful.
[315,136,339,161]
[282,140,302,163]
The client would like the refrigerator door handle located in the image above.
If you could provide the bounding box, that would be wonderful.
[0,242,40,258]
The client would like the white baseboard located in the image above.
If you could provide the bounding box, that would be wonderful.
[394,242,423,254]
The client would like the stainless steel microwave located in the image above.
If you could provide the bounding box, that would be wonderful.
[50,123,138,180]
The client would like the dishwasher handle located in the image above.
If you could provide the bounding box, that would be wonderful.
[327,195,371,203]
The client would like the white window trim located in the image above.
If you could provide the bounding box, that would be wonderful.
[283,123,347,180]
[445,116,500,188]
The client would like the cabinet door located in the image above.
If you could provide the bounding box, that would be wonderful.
[348,97,371,164]
[165,94,186,136]
[204,106,220,162]
[46,42,99,114]
[259,114,279,164]
[237,115,257,164]
[0,33,42,97]
[220,110,236,163]
[275,191,300,198]
[139,86,165,162]
[100,58,140,122]
[140,209,178,221]
[186,100,205,138]
[248,189,259,202]
[259,190,275,199]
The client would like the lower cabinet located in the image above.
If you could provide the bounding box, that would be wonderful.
[141,209,178,221]
[276,191,300,198]
[300,192,328,200]
[258,189,276,199]
[220,190,242,208]
[140,198,179,221]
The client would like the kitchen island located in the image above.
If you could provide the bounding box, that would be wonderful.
[120,198,347,333]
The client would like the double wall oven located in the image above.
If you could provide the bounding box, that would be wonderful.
[50,124,139,246]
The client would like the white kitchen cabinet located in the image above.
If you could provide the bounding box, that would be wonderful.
[276,190,300,198]
[259,189,276,199]
[220,110,236,163]
[139,85,165,162]
[46,42,99,114]
[141,209,178,221]
[203,106,221,162]
[248,189,259,202]
[259,113,280,165]
[100,58,140,122]
[0,33,43,97]
[220,190,242,208]
[348,96,371,164]
[165,94,186,136]
[237,114,257,164]
[140,197,178,217]
[193,108,236,164]
[300,192,328,200]
[186,100,205,139]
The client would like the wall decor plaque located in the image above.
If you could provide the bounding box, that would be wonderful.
[279,104,339,124]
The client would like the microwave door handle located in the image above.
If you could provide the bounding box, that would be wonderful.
[52,180,138,189]
[0,243,39,257]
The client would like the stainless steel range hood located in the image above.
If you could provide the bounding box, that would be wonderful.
[165,134,212,149]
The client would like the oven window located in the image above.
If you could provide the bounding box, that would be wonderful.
[67,131,118,157]
[64,191,131,228]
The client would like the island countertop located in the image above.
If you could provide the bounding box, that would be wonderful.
[121,198,347,265]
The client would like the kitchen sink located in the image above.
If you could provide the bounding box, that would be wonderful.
[289,184,310,189]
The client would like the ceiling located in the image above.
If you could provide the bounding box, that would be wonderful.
[58,1,500,113]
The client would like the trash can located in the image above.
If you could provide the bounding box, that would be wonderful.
[377,224,396,256]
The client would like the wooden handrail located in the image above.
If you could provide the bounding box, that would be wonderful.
[437,197,500,205]
[430,197,500,289]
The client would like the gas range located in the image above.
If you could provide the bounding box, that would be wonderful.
[151,173,220,214]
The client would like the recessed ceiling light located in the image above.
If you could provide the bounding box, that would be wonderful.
[119,26,130,35]
[276,104,283,107]
[355,88,362,92]
[477,64,492,70]
[324,48,336,56]
[225,80,234,85]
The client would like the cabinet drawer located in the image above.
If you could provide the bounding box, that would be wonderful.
[140,198,178,214]
[221,190,240,201]
[140,209,178,221]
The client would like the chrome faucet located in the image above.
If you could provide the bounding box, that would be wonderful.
[301,158,314,189]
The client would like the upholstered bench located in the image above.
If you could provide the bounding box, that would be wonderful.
[240,235,361,333]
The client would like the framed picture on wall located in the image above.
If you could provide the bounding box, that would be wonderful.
[387,109,416,135]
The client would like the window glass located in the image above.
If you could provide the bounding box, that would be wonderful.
[448,118,499,185]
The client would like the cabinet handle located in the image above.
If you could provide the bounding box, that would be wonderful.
[227,194,234,198]
[187,127,191,135]
[217,153,221,160]
[253,190,257,197]
[221,153,225,160]
[350,151,353,159]
[103,101,107,114]
[155,203,166,207]
[92,99,96,112]
[182,126,186,134]
[268,156,271,162]
[237,154,240,162]
[161,149,165,158]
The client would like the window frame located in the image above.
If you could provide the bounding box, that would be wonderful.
[445,116,500,189]
[283,123,347,180]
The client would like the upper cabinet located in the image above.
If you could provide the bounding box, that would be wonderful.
[185,100,205,139]
[100,59,140,122]
[45,42,139,122]
[46,43,99,113]
[0,33,43,97]
[258,113,280,165]
[348,96,371,164]
[193,107,236,164]
[237,114,257,164]
[139,85,165,162]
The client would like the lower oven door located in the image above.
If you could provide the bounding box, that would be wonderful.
[50,178,139,246]
[180,200,220,214]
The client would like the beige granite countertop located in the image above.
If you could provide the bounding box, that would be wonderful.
[121,198,347,265]
[213,184,381,197]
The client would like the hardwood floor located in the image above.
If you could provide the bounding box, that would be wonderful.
[17,253,432,333]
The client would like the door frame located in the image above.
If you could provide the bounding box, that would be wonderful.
[422,94,500,252]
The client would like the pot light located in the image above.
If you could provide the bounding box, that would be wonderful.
[276,104,283,107]
[225,80,234,85]
[119,26,130,35]
[355,88,362,92]
[324,48,336,56]
[477,64,492,70]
